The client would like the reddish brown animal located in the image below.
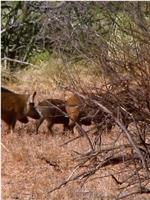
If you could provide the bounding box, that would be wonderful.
[1,87,41,133]
[65,93,132,132]
[66,91,150,134]
[36,99,70,135]
[65,94,92,129]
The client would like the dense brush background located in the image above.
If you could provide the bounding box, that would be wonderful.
[1,1,150,199]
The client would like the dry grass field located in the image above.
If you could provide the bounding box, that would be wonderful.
[1,67,150,200]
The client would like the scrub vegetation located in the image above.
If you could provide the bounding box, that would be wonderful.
[1,2,150,199]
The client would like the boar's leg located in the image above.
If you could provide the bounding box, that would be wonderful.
[36,117,44,134]
[62,117,70,132]
[9,119,16,134]
[47,119,54,136]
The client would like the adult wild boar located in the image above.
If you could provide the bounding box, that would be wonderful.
[1,87,41,133]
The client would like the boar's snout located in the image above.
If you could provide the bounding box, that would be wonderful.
[27,103,41,119]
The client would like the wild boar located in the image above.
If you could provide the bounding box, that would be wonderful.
[65,94,92,129]
[1,87,41,133]
[36,99,70,135]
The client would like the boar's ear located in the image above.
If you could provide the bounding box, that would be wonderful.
[27,91,37,103]
[32,91,37,102]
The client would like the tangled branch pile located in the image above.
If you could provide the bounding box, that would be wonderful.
[39,2,149,198]
[51,76,150,199]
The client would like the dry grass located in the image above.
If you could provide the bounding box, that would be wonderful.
[2,120,150,199]
[1,69,150,200]
[2,120,115,200]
